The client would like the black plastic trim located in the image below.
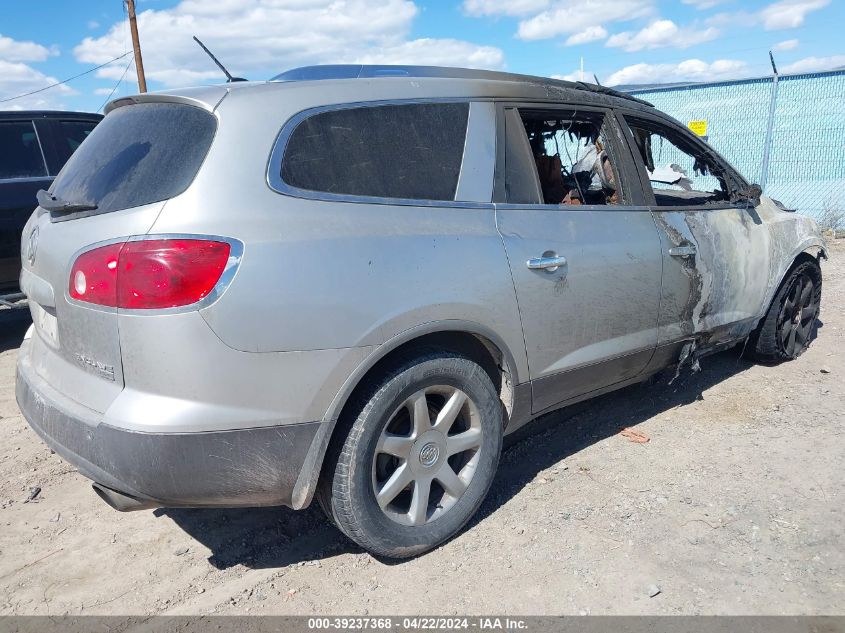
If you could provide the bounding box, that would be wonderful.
[16,356,320,509]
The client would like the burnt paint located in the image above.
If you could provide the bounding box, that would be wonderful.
[652,196,824,356]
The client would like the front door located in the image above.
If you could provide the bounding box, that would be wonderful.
[494,105,662,414]
[617,112,773,350]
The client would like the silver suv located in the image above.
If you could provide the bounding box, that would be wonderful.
[16,66,826,557]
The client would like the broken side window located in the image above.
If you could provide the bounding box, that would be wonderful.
[506,109,622,206]
[624,117,731,207]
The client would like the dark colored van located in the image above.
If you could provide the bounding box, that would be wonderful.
[0,111,102,296]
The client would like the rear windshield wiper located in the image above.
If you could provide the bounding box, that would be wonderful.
[37,189,98,213]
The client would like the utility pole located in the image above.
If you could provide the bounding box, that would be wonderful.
[126,0,147,93]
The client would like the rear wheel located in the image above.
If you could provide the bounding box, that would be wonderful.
[747,260,821,362]
[319,351,503,558]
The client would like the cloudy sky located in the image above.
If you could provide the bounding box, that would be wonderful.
[1,0,843,112]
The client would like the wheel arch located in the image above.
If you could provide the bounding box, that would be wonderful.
[289,321,525,509]
[758,239,826,322]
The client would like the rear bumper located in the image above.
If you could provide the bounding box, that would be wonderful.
[16,339,321,509]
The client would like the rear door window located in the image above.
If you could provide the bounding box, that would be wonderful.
[502,108,624,206]
[49,102,217,217]
[55,120,99,164]
[0,121,47,179]
[280,102,469,201]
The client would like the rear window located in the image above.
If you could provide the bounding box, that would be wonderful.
[0,121,47,179]
[49,102,216,215]
[281,102,469,201]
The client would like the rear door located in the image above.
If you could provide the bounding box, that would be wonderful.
[20,101,217,413]
[0,119,51,289]
[35,116,100,176]
[494,104,662,414]
[616,111,772,348]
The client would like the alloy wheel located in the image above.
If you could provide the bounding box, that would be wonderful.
[777,272,819,357]
[372,385,483,527]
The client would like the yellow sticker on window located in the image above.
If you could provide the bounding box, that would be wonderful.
[688,120,708,136]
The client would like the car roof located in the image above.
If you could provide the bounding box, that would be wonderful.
[120,65,656,116]
[0,110,103,121]
[271,65,654,108]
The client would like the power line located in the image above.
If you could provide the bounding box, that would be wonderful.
[97,57,134,113]
[0,51,133,105]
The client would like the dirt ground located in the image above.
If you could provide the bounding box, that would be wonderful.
[0,242,843,617]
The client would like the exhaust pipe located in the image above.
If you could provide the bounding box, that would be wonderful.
[92,483,159,512]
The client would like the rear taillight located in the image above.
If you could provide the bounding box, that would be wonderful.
[69,242,123,307]
[69,239,231,309]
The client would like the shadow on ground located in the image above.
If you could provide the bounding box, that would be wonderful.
[162,346,758,569]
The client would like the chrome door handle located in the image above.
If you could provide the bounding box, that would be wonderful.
[527,254,567,272]
[669,245,696,258]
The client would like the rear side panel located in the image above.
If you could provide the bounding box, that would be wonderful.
[147,88,529,383]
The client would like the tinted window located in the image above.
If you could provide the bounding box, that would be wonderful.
[0,121,47,179]
[56,120,98,163]
[281,103,469,201]
[625,117,732,207]
[50,103,216,215]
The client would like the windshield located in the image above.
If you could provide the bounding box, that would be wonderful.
[49,102,216,218]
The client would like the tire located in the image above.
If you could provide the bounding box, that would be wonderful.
[747,260,821,362]
[319,350,503,558]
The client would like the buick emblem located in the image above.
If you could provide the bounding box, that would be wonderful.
[419,442,440,468]
[26,226,39,266]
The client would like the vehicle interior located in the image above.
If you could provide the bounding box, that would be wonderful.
[520,110,620,206]
[0,122,46,180]
[625,118,732,207]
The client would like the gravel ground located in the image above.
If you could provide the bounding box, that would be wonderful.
[0,242,842,616]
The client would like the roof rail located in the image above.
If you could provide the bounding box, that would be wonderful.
[270,65,653,107]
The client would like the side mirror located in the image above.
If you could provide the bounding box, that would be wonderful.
[735,183,762,208]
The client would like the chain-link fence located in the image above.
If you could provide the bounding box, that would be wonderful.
[627,69,845,223]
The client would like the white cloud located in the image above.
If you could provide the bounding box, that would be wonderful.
[781,55,845,73]
[0,34,70,110]
[0,60,75,111]
[552,69,596,82]
[74,0,505,88]
[353,38,504,68]
[516,0,653,40]
[773,38,799,50]
[565,26,608,46]
[605,58,748,86]
[606,19,719,51]
[462,0,549,17]
[87,20,100,30]
[681,0,729,9]
[0,33,55,62]
[760,0,830,29]
[704,10,758,28]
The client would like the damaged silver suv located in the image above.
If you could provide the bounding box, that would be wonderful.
[16,66,826,558]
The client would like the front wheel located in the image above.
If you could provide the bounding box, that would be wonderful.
[319,351,503,558]
[747,260,821,362]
